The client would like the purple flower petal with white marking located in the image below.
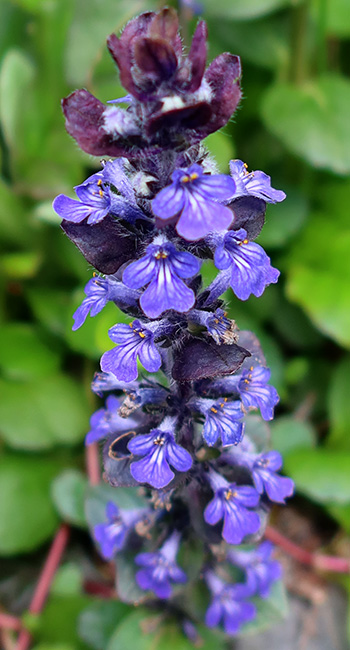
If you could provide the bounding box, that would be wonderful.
[100,320,162,383]
[123,240,200,318]
[189,308,238,345]
[228,541,282,598]
[205,571,256,635]
[94,501,148,559]
[204,470,260,544]
[229,160,286,203]
[152,164,236,241]
[135,531,186,599]
[128,420,192,489]
[237,365,279,421]
[85,394,137,445]
[214,228,280,300]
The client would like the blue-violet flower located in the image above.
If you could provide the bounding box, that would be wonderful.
[135,530,187,599]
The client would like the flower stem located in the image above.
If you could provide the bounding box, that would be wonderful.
[265,525,350,573]
[15,524,70,650]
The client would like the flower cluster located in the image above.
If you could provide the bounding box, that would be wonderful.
[54,8,293,639]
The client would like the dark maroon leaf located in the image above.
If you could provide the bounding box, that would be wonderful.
[183,20,208,92]
[134,37,177,81]
[61,215,137,274]
[198,53,241,138]
[62,89,140,157]
[172,337,250,381]
[229,196,266,240]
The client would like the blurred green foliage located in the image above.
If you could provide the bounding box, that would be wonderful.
[1,0,350,646]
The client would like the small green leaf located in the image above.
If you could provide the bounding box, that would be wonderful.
[0,374,89,450]
[51,470,87,527]
[327,356,350,450]
[0,455,60,554]
[262,76,350,175]
[270,416,315,455]
[52,563,84,596]
[240,580,288,635]
[107,609,225,650]
[36,594,92,648]
[78,601,131,650]
[257,187,309,249]
[284,448,350,504]
[0,323,60,380]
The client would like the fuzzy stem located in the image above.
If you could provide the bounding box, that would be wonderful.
[265,525,350,573]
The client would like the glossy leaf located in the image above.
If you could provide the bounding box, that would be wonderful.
[0,455,60,554]
[262,76,350,175]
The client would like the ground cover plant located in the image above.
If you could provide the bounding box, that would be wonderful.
[0,1,350,649]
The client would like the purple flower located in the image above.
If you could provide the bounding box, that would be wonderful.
[53,159,145,226]
[72,275,139,331]
[238,365,279,421]
[135,531,187,599]
[91,372,138,396]
[248,451,294,503]
[122,239,200,318]
[213,229,280,300]
[205,571,256,635]
[85,395,137,445]
[152,164,236,241]
[94,501,147,559]
[189,308,238,345]
[100,320,163,383]
[228,541,282,598]
[229,160,286,203]
[128,418,192,489]
[204,470,260,544]
[53,172,111,225]
[191,398,244,447]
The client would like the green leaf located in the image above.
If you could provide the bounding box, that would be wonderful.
[284,448,350,504]
[257,187,309,249]
[326,503,350,533]
[0,49,38,153]
[1,251,42,279]
[65,0,155,85]
[327,356,350,450]
[78,601,131,650]
[0,323,60,380]
[52,563,84,596]
[27,288,71,338]
[51,470,87,527]
[321,0,350,37]
[200,0,300,20]
[239,580,288,635]
[85,484,147,531]
[36,594,92,649]
[208,15,289,70]
[0,178,33,247]
[0,455,60,554]
[262,76,350,175]
[0,374,89,450]
[204,129,235,173]
[286,205,350,348]
[270,416,315,455]
[107,609,225,650]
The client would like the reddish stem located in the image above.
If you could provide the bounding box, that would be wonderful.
[0,614,22,632]
[86,442,101,486]
[15,524,70,650]
[265,525,350,573]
